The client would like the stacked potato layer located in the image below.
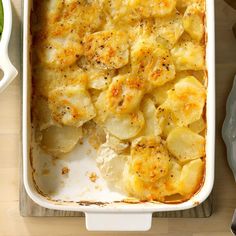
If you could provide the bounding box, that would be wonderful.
[32,0,206,202]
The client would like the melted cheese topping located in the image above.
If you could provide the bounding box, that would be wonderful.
[48,86,96,127]
[107,74,146,114]
[84,31,129,69]
[32,0,207,203]
[131,37,176,87]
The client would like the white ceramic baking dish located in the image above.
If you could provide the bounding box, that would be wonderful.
[22,0,215,231]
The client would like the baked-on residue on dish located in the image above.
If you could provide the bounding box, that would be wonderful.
[31,0,207,203]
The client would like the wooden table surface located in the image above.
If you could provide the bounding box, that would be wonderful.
[0,0,236,235]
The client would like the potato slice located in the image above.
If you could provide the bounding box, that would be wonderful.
[154,10,184,46]
[123,163,148,200]
[171,41,205,71]
[124,157,183,202]
[167,127,205,162]
[153,76,206,137]
[40,126,83,156]
[62,0,103,33]
[130,136,171,182]
[131,37,176,87]
[83,121,106,149]
[49,86,96,127]
[105,134,129,154]
[178,158,204,196]
[94,91,109,124]
[33,66,87,97]
[188,117,206,133]
[104,111,145,140]
[128,0,176,17]
[152,72,189,106]
[156,104,178,137]
[102,0,136,27]
[107,74,146,114]
[155,159,182,197]
[152,80,176,106]
[36,26,83,69]
[165,76,206,126]
[177,0,205,10]
[124,136,171,200]
[36,0,103,33]
[104,0,175,23]
[183,4,204,41]
[140,98,159,136]
[87,68,114,90]
[84,30,129,69]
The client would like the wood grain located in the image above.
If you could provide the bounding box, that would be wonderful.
[0,0,236,235]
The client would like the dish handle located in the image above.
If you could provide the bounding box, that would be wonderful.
[85,212,152,231]
[0,0,18,93]
[0,56,18,93]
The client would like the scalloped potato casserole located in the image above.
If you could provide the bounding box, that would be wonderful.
[31,0,207,203]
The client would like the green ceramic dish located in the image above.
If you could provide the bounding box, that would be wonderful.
[0,1,3,35]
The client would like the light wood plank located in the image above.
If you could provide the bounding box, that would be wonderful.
[0,134,20,168]
[0,81,21,134]
[0,168,19,202]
